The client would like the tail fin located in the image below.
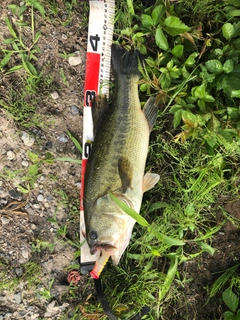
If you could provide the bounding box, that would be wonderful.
[111,44,141,78]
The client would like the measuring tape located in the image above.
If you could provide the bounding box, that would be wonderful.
[80,0,115,273]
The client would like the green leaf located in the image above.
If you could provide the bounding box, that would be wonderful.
[231,90,240,98]
[223,311,235,320]
[141,14,154,29]
[173,109,183,128]
[56,157,82,164]
[185,53,198,67]
[6,65,23,74]
[195,241,215,255]
[151,4,165,26]
[222,23,234,40]
[223,60,234,74]
[148,202,169,212]
[109,192,149,227]
[27,151,39,162]
[192,84,206,99]
[29,0,45,15]
[28,164,39,176]
[0,52,12,68]
[126,0,134,16]
[67,130,82,153]
[223,289,239,313]
[227,107,240,119]
[158,255,178,301]
[227,10,240,19]
[5,17,17,38]
[155,26,169,50]
[164,16,190,36]
[150,227,185,246]
[205,60,223,74]
[171,44,184,58]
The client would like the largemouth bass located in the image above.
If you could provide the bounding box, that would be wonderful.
[83,44,159,278]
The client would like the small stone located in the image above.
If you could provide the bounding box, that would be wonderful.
[68,51,82,66]
[21,248,29,259]
[9,189,22,200]
[21,131,35,147]
[25,207,34,215]
[71,105,79,115]
[0,181,3,187]
[62,34,67,40]
[57,133,68,143]
[21,160,29,167]
[15,268,23,277]
[37,194,44,202]
[45,141,53,149]
[50,91,59,100]
[14,292,22,304]
[7,150,15,160]
[30,224,36,230]
[46,196,53,201]
[1,217,10,225]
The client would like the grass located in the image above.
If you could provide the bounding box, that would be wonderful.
[0,0,240,319]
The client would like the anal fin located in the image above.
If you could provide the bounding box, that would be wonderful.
[142,172,160,192]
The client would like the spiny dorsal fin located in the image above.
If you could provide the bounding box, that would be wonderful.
[143,97,159,131]
[142,172,160,193]
[91,94,109,136]
[118,157,133,193]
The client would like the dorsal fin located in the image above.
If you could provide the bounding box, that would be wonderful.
[143,97,159,131]
[91,94,109,136]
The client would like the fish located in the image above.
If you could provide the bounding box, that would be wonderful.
[83,44,159,279]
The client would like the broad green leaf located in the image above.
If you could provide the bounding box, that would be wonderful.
[25,62,38,76]
[195,241,215,255]
[222,289,239,313]
[8,4,19,15]
[109,192,149,227]
[173,109,182,128]
[223,59,234,74]
[171,44,184,58]
[231,90,240,98]
[185,53,198,67]
[164,16,190,36]
[233,21,240,38]
[29,0,46,15]
[223,311,235,320]
[28,164,39,176]
[27,151,39,162]
[126,0,134,16]
[192,84,206,99]
[227,107,240,119]
[222,23,234,40]
[203,94,215,102]
[227,9,240,19]
[155,26,169,50]
[205,60,223,74]
[152,4,165,26]
[159,73,171,90]
[141,14,154,29]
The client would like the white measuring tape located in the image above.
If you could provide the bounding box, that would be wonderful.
[80,0,115,272]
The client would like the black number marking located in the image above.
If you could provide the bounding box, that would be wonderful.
[85,90,96,107]
[90,34,100,52]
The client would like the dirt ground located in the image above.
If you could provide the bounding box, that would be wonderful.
[0,1,240,320]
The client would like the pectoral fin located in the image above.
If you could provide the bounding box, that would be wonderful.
[92,94,109,136]
[143,97,159,131]
[142,172,160,192]
[118,157,133,193]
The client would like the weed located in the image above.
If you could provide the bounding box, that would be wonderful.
[222,289,240,320]
[40,278,54,300]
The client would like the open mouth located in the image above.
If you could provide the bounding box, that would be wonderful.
[90,243,117,255]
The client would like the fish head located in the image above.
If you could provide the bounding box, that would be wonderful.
[86,194,136,265]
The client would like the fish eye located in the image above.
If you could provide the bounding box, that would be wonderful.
[90,230,98,240]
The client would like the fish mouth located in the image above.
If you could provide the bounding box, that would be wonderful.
[90,242,117,255]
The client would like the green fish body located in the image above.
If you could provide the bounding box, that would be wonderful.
[84,45,159,265]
